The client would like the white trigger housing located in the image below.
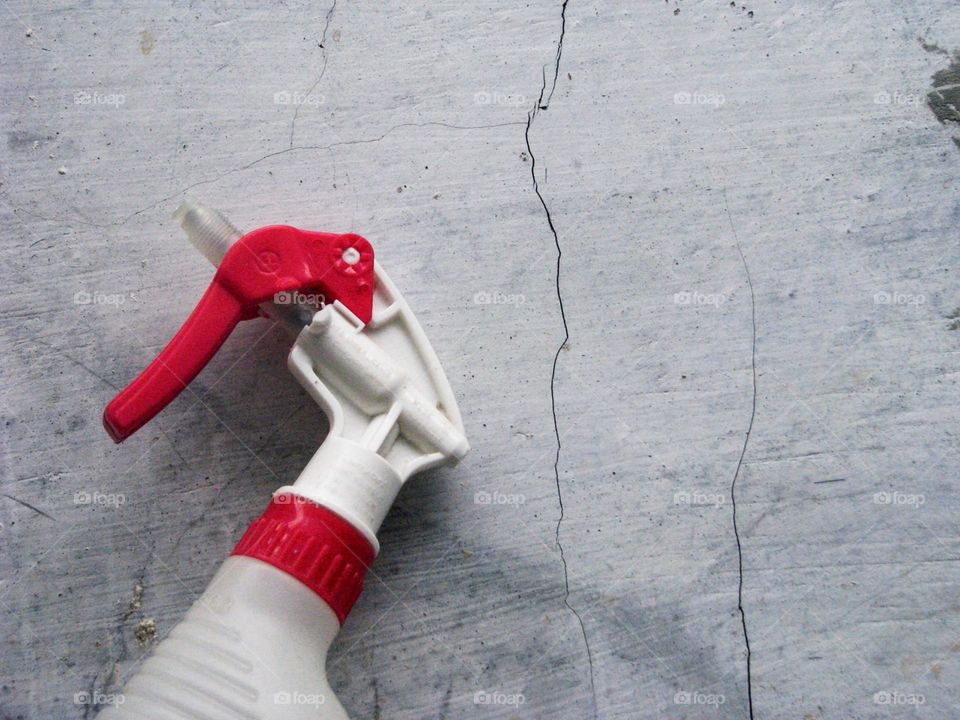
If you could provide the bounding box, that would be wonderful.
[174,201,468,554]
[278,264,469,553]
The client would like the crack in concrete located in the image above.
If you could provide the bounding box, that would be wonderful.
[540,1,568,110]
[289,0,337,149]
[725,197,756,720]
[525,2,597,715]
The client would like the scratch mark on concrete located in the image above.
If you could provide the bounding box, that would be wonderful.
[525,2,597,715]
[438,675,453,718]
[2,493,55,520]
[32,338,119,391]
[725,195,756,720]
[289,0,337,148]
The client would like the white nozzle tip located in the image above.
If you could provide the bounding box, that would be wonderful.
[174,201,243,268]
[450,435,470,463]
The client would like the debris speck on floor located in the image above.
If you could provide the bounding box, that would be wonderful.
[129,582,143,612]
[134,618,157,647]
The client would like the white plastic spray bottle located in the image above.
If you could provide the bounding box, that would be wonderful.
[97,203,469,719]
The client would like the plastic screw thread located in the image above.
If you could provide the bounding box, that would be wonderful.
[174,201,317,336]
[174,201,242,267]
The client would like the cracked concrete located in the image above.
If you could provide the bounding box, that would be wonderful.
[525,1,599,717]
[726,197,757,720]
[2,1,960,719]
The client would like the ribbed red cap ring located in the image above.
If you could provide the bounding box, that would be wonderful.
[232,495,376,624]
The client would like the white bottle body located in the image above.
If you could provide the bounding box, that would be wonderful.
[98,556,347,720]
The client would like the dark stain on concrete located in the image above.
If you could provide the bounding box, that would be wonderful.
[7,131,52,151]
[919,36,950,57]
[946,307,960,332]
[921,40,960,150]
[139,30,155,55]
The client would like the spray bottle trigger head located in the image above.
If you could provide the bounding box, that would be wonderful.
[103,223,377,442]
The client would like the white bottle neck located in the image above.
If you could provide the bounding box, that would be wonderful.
[277,436,403,554]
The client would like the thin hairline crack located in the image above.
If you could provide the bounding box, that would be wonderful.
[524,1,598,716]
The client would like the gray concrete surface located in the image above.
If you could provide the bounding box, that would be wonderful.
[2,1,960,718]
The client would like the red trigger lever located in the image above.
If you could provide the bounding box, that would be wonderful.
[103,225,376,443]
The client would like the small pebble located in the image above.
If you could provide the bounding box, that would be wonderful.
[57,166,67,175]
